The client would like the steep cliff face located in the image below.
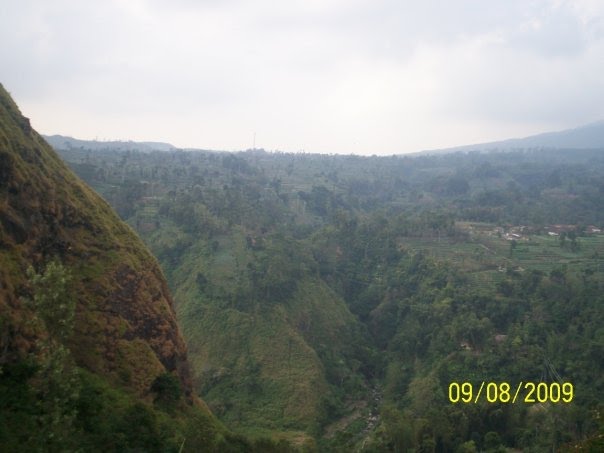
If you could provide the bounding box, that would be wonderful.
[0,83,191,397]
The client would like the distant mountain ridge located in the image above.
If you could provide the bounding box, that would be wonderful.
[419,120,604,155]
[46,121,604,156]
[44,134,176,152]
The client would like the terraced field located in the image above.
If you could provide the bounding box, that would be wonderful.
[401,223,604,288]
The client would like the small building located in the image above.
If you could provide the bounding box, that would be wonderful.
[547,224,576,234]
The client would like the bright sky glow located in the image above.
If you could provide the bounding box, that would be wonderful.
[2,0,604,154]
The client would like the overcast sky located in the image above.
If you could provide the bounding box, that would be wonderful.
[2,0,604,154]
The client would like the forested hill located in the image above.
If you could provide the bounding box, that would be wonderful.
[43,134,176,152]
[55,141,604,451]
[0,85,270,451]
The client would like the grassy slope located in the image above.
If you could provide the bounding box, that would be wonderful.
[142,222,367,441]
[0,82,190,395]
[0,84,253,451]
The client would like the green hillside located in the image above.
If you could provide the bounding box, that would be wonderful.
[55,141,604,450]
[0,84,275,451]
[147,222,370,445]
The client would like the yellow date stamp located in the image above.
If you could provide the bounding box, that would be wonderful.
[448,382,574,404]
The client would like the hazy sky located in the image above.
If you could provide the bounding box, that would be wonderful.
[2,0,604,154]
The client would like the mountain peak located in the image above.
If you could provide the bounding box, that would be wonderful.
[0,83,191,396]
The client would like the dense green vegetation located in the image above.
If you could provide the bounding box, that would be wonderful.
[56,143,604,451]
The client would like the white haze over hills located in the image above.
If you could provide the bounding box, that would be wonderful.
[44,120,604,155]
[4,1,604,155]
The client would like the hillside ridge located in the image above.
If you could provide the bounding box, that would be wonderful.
[419,120,604,155]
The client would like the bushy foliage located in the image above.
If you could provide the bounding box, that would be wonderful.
[25,260,75,342]
[57,143,604,451]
